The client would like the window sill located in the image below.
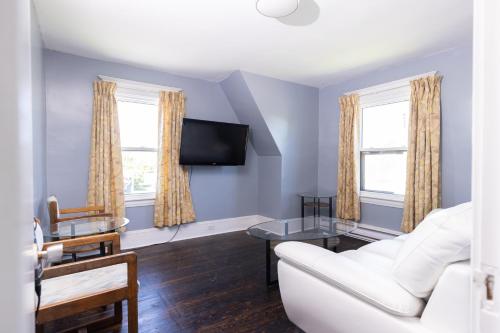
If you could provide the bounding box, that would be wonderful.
[360,191,404,208]
[125,193,155,208]
[125,199,155,208]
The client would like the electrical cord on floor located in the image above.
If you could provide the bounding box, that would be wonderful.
[35,268,42,318]
[33,222,42,318]
[167,224,182,243]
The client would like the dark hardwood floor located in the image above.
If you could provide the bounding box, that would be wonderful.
[46,231,367,333]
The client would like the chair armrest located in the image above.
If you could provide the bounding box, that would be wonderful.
[43,232,121,254]
[56,213,113,223]
[59,206,106,214]
[274,242,425,317]
[43,252,136,280]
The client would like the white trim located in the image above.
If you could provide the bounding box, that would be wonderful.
[98,75,182,93]
[120,215,273,250]
[125,199,155,208]
[349,223,403,241]
[125,192,155,207]
[100,75,182,105]
[360,147,407,153]
[345,71,437,96]
[360,191,404,208]
[120,214,402,250]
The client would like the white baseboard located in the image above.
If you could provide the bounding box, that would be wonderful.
[121,215,403,250]
[349,223,403,242]
[121,215,272,250]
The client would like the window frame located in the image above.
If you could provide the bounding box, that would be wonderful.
[116,95,159,206]
[350,71,436,208]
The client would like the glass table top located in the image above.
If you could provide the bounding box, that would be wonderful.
[247,216,358,241]
[298,192,336,198]
[45,217,129,239]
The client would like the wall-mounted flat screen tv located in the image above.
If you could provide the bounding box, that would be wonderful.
[179,118,249,166]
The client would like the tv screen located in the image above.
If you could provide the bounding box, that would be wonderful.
[179,118,249,166]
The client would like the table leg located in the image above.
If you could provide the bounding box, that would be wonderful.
[329,196,333,218]
[313,198,317,217]
[301,196,305,218]
[100,242,106,256]
[323,238,328,249]
[266,240,271,285]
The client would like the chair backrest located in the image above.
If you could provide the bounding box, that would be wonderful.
[47,195,60,225]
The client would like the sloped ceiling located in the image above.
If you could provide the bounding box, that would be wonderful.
[221,71,281,156]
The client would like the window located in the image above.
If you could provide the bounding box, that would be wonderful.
[118,100,159,204]
[351,73,436,207]
[99,75,182,207]
[360,101,409,205]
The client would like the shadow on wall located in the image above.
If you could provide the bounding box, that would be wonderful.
[277,0,320,26]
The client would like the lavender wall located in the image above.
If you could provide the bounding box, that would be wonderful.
[44,50,259,231]
[241,72,319,218]
[318,45,473,230]
[31,3,46,218]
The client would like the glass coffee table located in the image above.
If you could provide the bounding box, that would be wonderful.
[247,216,358,285]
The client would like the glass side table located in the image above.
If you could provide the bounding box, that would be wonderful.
[45,216,129,239]
[298,192,336,218]
[45,217,129,259]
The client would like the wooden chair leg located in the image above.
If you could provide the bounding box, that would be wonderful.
[128,296,138,333]
[35,323,44,333]
[114,301,123,325]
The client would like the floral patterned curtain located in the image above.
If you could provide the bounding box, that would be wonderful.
[154,91,196,227]
[87,80,125,217]
[336,94,361,221]
[402,75,442,232]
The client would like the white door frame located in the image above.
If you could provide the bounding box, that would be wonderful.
[471,0,500,332]
[0,0,35,332]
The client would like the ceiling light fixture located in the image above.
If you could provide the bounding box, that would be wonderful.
[256,0,300,18]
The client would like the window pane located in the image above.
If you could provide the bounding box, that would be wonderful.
[122,151,157,194]
[362,101,409,149]
[118,101,158,149]
[361,152,407,195]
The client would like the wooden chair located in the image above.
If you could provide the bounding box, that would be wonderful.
[47,195,112,230]
[36,235,138,333]
[47,195,114,260]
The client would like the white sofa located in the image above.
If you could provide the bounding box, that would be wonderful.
[275,203,472,333]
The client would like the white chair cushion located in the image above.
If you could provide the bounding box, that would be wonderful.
[392,202,472,298]
[275,242,425,317]
[41,263,127,307]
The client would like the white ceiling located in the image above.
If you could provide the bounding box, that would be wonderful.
[34,0,472,88]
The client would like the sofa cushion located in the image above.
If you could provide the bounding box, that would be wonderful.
[275,242,425,317]
[340,250,394,278]
[357,237,406,260]
[392,202,472,298]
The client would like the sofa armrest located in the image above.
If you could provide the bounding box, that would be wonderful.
[275,242,425,317]
[420,261,471,333]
